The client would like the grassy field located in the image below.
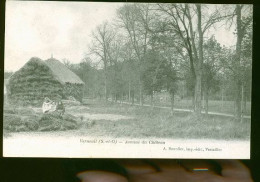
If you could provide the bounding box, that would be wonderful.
[65,99,250,140]
[4,98,250,140]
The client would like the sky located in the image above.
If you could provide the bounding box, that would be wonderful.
[5,1,239,72]
[5,1,124,72]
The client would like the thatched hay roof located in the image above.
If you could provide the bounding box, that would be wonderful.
[10,57,47,79]
[45,58,84,85]
[10,57,84,85]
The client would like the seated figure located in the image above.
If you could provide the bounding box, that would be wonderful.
[42,97,65,116]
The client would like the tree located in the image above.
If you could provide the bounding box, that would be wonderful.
[83,3,252,119]
[235,5,252,121]
[62,59,73,69]
[156,4,229,116]
[156,4,197,109]
[120,40,139,104]
[116,4,154,105]
[202,36,222,114]
[141,51,166,105]
[106,35,125,102]
[240,24,252,116]
[89,22,116,102]
[221,5,253,120]
[4,71,13,79]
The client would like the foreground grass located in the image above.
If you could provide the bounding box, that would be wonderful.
[4,99,250,140]
[67,99,250,140]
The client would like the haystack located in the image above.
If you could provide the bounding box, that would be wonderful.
[7,57,85,106]
[3,106,79,132]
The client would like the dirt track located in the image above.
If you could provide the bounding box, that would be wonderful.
[118,101,251,119]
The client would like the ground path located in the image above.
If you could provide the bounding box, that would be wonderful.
[114,101,251,119]
[73,113,133,121]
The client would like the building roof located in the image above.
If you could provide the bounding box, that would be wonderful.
[45,58,84,85]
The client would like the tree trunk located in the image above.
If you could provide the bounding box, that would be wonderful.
[170,92,175,115]
[115,93,118,102]
[128,81,131,102]
[243,86,247,114]
[221,87,224,111]
[182,82,185,99]
[235,80,242,121]
[235,5,243,121]
[205,86,209,115]
[104,64,108,103]
[194,4,203,116]
[131,90,135,105]
[150,92,154,108]
[192,91,195,111]
[139,78,143,106]
[202,89,205,110]
[104,78,108,102]
[249,81,251,102]
[242,83,247,117]
[194,76,202,114]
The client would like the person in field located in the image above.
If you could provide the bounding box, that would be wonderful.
[42,97,65,116]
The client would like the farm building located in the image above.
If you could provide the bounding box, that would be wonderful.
[7,57,85,106]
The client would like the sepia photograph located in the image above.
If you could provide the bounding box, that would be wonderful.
[3,1,252,158]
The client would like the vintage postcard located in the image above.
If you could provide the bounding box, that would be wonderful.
[3,1,252,158]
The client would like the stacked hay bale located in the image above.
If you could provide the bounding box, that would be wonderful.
[4,105,42,132]
[38,112,79,131]
[7,57,85,106]
[5,57,85,132]
[63,83,83,102]
[3,104,79,132]
[7,57,63,106]
[45,58,84,103]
